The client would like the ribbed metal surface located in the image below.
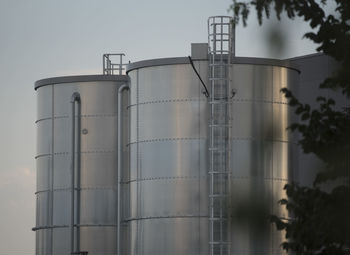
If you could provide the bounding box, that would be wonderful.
[126,60,298,255]
[229,64,298,255]
[35,78,127,255]
[35,60,298,255]
[126,62,209,255]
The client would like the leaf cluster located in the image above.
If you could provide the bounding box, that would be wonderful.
[282,88,350,184]
[271,184,350,255]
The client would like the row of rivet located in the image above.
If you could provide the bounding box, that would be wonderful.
[35,150,116,159]
[123,214,208,222]
[35,186,117,194]
[127,98,206,109]
[127,136,297,147]
[35,113,117,123]
[127,137,206,146]
[126,97,289,110]
[121,175,290,184]
[32,223,117,231]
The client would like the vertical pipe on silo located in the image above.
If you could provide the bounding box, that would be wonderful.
[231,21,235,57]
[70,92,80,255]
[117,84,129,255]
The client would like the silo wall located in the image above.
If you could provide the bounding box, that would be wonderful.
[34,57,299,255]
[125,57,299,255]
[34,75,128,255]
[229,62,299,255]
[126,59,209,255]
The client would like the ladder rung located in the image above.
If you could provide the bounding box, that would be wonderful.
[209,77,229,80]
[209,22,231,26]
[209,49,230,53]
[208,63,231,66]
[208,218,228,221]
[209,241,230,245]
[208,101,230,105]
[209,32,231,36]
[209,148,229,152]
[209,124,231,128]
[209,194,229,198]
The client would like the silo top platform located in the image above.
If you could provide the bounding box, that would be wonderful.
[34,74,129,90]
[126,56,300,73]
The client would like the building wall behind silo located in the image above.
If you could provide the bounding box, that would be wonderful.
[126,60,209,255]
[34,76,128,255]
[288,53,345,187]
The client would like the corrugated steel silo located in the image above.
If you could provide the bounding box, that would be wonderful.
[125,59,209,255]
[34,75,128,255]
[33,18,301,255]
[125,55,299,255]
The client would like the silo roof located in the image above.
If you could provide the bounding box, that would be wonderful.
[126,56,300,73]
[34,75,129,90]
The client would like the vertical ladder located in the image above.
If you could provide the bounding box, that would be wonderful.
[208,16,233,255]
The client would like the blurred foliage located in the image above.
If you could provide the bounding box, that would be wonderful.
[270,184,350,254]
[229,184,271,235]
[230,0,350,254]
[266,23,286,57]
[281,90,350,183]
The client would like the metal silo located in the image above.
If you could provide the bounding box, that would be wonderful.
[34,71,128,255]
[33,18,300,255]
[125,55,298,255]
[125,58,210,255]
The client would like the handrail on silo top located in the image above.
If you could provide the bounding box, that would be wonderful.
[70,92,81,255]
[103,53,127,75]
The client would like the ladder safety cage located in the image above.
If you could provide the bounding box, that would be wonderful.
[103,53,127,75]
[207,16,233,255]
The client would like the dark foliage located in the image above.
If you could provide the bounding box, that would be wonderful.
[271,184,350,255]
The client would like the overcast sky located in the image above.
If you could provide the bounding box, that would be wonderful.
[0,0,318,254]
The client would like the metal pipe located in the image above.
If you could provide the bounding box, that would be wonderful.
[119,55,123,75]
[188,56,209,97]
[76,98,81,253]
[70,92,80,255]
[117,84,129,255]
[231,22,236,57]
[103,55,105,74]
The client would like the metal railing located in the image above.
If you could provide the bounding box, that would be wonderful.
[208,16,234,255]
[103,53,127,75]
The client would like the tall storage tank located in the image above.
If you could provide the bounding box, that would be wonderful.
[125,56,299,255]
[33,51,299,255]
[125,58,209,255]
[34,75,128,255]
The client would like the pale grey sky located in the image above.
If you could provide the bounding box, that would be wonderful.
[0,0,318,254]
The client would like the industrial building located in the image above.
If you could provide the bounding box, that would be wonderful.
[33,16,338,255]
